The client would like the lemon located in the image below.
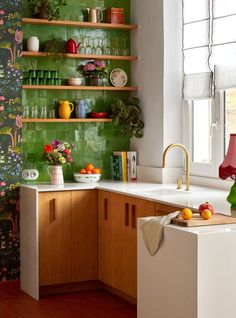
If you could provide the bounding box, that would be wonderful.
[201,209,212,220]
[181,208,193,220]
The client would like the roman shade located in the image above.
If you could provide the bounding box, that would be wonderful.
[183,0,236,99]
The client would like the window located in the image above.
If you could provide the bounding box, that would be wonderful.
[183,0,236,179]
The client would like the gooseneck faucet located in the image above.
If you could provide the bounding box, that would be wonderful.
[162,143,190,191]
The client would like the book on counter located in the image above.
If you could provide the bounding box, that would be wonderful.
[111,151,137,181]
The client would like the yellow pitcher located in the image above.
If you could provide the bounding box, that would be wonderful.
[59,101,74,119]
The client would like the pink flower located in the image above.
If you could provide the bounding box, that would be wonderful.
[0,191,5,197]
[0,10,5,15]
[0,181,6,186]
[94,60,105,69]
[15,114,22,128]
[0,20,4,25]
[83,63,96,72]
[0,96,6,101]
[63,148,71,154]
[15,30,23,44]
[0,106,4,111]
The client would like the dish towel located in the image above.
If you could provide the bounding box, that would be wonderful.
[141,211,180,256]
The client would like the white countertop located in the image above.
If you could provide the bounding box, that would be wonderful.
[21,180,232,215]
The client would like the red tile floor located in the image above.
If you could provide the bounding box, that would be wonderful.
[0,281,137,318]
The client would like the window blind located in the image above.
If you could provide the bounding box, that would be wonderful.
[183,0,236,99]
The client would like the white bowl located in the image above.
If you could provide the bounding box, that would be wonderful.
[73,173,101,183]
[68,77,83,86]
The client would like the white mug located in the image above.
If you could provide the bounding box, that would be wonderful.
[27,36,39,52]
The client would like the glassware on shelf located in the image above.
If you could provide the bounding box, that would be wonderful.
[23,106,30,118]
[95,38,103,55]
[91,38,96,55]
[85,37,92,54]
[122,38,129,56]
[104,39,111,55]
[31,105,38,118]
[112,38,119,56]
[40,106,47,119]
[79,37,86,54]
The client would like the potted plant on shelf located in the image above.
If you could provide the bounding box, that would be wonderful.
[78,60,108,86]
[27,0,67,21]
[111,97,144,138]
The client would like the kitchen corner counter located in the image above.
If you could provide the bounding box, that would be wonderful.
[21,180,232,215]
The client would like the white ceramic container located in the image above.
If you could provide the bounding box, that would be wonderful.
[27,36,39,52]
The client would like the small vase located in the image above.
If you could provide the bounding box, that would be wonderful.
[47,166,64,186]
[89,76,103,86]
[27,36,39,52]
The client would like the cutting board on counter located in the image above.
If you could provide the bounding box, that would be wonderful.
[171,213,236,227]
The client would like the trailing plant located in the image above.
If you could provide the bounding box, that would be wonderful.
[111,97,144,138]
[42,38,66,53]
[27,0,67,21]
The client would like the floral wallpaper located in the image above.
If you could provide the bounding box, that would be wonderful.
[0,0,22,281]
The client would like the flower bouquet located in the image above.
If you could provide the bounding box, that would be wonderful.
[42,139,74,165]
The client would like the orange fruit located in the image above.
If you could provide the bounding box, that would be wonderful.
[181,208,193,220]
[86,163,94,171]
[80,168,87,174]
[201,209,212,220]
[92,168,101,174]
[86,169,92,174]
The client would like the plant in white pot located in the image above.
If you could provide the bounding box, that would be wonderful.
[27,0,67,20]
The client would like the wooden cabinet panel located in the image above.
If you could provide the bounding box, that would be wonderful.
[39,191,71,286]
[155,202,179,215]
[98,190,156,299]
[98,190,113,286]
[71,190,98,282]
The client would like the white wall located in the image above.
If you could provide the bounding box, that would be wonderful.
[131,0,183,172]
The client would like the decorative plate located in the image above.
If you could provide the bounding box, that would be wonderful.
[90,112,108,118]
[110,68,128,87]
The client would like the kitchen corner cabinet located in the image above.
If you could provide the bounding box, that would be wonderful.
[98,190,157,300]
[20,187,97,299]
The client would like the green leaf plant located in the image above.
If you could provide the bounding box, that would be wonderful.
[27,0,67,21]
[111,97,144,138]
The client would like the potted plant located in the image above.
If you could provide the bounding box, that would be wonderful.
[111,97,144,138]
[27,0,67,21]
[78,60,108,86]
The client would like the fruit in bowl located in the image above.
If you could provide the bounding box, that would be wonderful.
[74,163,102,182]
[73,173,101,183]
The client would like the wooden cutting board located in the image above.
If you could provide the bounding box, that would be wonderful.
[171,213,236,227]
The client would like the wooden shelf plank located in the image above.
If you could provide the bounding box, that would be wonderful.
[22,118,113,123]
[22,18,138,30]
[22,85,138,91]
[21,51,138,61]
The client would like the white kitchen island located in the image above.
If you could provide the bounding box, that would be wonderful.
[138,219,236,318]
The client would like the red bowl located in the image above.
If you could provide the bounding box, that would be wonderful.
[90,112,108,118]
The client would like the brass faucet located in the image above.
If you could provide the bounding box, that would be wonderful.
[162,143,190,191]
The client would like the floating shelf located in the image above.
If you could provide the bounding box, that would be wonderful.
[21,51,138,61]
[22,118,113,123]
[22,18,138,30]
[22,85,138,91]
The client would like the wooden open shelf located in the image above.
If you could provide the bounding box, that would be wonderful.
[22,118,113,123]
[22,18,138,30]
[22,51,138,61]
[22,85,138,91]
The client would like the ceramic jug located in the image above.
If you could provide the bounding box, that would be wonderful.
[27,36,39,52]
[58,101,74,119]
[47,166,64,186]
[86,8,103,23]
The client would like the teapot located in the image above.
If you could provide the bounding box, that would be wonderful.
[66,39,81,54]
[58,101,74,119]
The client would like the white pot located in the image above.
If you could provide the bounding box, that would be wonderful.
[27,36,39,52]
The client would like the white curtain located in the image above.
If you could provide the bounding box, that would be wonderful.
[183,0,236,98]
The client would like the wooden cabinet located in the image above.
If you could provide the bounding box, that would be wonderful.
[98,190,156,299]
[38,190,97,286]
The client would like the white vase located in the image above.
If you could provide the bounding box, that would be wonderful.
[27,36,39,52]
[47,166,64,186]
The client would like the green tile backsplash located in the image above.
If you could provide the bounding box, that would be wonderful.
[22,0,131,183]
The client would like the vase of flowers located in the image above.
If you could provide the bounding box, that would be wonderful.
[42,140,74,185]
[79,60,108,86]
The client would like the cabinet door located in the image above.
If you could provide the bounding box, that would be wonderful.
[111,193,156,299]
[98,190,113,285]
[155,202,179,215]
[71,190,98,282]
[39,191,71,286]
